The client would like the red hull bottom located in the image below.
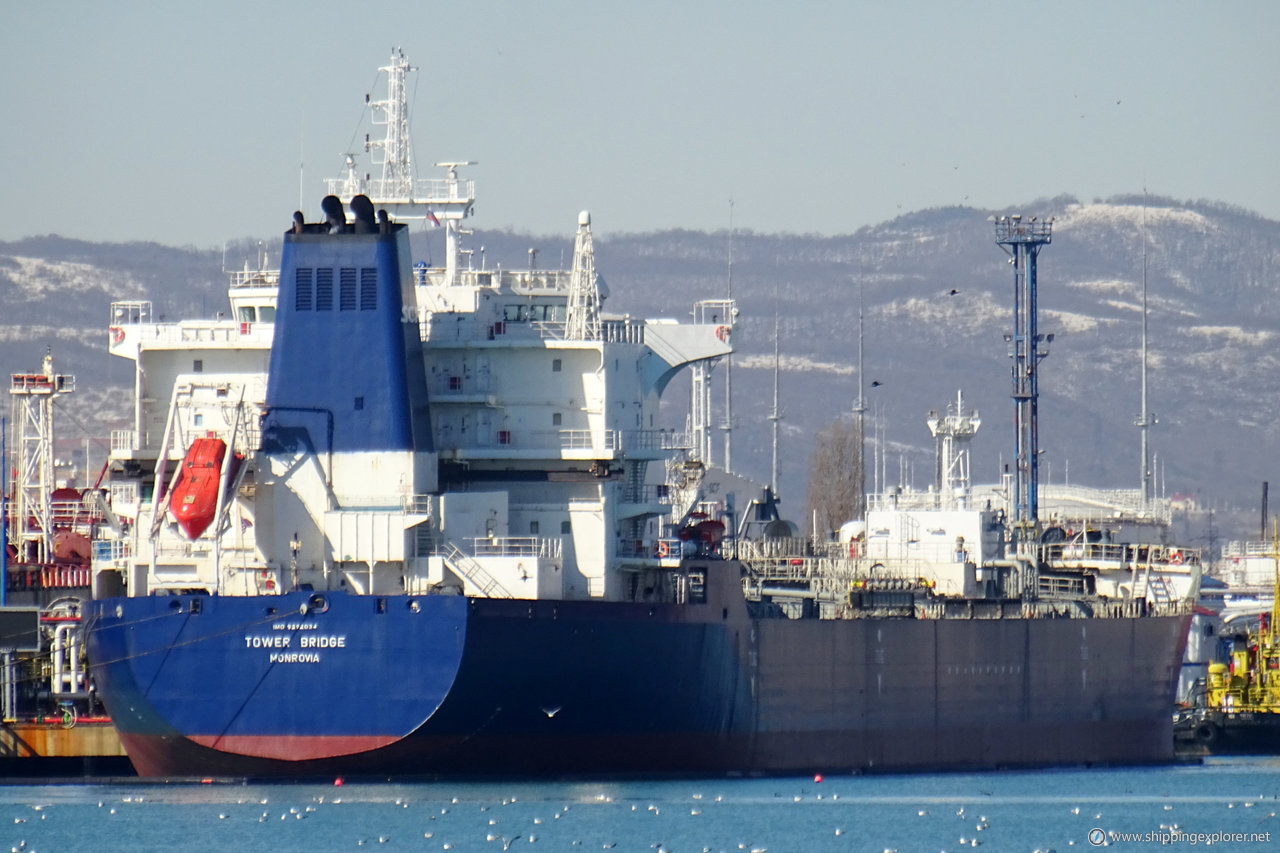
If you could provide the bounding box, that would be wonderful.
[120,716,1175,780]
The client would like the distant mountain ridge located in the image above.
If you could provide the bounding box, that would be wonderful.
[3,194,1278,542]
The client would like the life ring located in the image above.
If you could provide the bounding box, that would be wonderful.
[656,541,670,558]
[1169,551,1183,565]
[715,325,730,342]
[109,326,125,345]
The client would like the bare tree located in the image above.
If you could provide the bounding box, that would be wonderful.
[804,415,865,538]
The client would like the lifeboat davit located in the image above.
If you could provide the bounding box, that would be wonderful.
[169,436,242,540]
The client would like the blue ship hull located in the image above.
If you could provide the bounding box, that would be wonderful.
[85,563,1192,779]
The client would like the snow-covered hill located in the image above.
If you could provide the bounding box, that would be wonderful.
[3,194,1278,543]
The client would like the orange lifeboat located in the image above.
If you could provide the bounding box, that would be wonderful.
[169,436,242,540]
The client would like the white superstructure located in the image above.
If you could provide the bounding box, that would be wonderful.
[93,51,731,605]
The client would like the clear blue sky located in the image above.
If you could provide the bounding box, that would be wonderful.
[3,1,1276,248]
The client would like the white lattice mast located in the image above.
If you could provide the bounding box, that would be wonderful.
[926,389,981,508]
[565,212,602,341]
[324,49,476,286]
[367,48,415,198]
[8,352,74,564]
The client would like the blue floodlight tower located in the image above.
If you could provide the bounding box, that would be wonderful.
[994,215,1053,552]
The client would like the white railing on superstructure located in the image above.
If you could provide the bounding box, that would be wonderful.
[417,313,645,345]
[865,488,987,513]
[436,541,512,598]
[110,301,151,325]
[118,321,275,347]
[91,538,131,564]
[623,429,689,452]
[615,538,682,560]
[110,430,139,452]
[1040,484,1172,525]
[401,494,433,515]
[227,269,279,290]
[1222,540,1280,559]
[109,481,138,506]
[414,267,571,293]
[324,175,476,208]
[864,482,1172,524]
[1040,540,1201,569]
[623,484,672,504]
[325,493,433,511]
[436,428,689,456]
[558,429,620,452]
[466,536,561,560]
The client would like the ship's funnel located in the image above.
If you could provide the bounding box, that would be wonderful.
[263,211,434,484]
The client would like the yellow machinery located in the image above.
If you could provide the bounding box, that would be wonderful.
[1206,524,1280,713]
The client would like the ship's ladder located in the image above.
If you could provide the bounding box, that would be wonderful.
[624,461,647,502]
[1147,574,1175,606]
[438,541,514,599]
[1131,569,1174,607]
[687,570,706,604]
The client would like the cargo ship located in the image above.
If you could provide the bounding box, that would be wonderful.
[83,51,1196,779]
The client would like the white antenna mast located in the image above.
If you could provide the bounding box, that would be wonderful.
[853,281,868,514]
[721,198,734,472]
[927,390,981,509]
[768,293,782,495]
[1136,193,1153,506]
[298,128,305,212]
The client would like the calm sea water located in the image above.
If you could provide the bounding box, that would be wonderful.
[3,757,1279,852]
